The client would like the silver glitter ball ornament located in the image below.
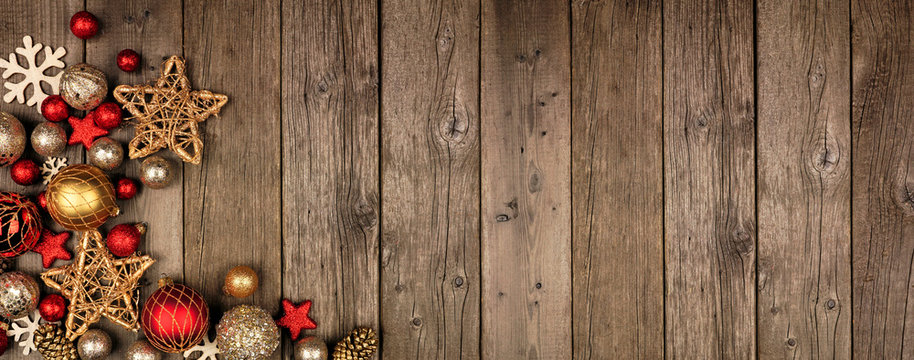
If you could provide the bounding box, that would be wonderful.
[88,137,124,171]
[294,336,328,360]
[59,63,108,110]
[77,329,112,359]
[0,112,26,167]
[31,122,67,157]
[140,155,174,189]
[0,271,39,320]
[216,305,280,360]
[126,340,162,360]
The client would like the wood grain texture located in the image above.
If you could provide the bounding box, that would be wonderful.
[281,0,379,347]
[663,0,756,358]
[571,0,663,358]
[379,0,480,358]
[852,0,914,358]
[757,1,851,358]
[182,1,281,358]
[480,0,571,358]
[86,1,184,357]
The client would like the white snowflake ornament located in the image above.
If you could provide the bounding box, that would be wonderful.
[183,333,220,360]
[7,309,42,355]
[40,156,67,185]
[0,35,66,112]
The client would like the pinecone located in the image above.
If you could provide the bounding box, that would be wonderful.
[333,327,379,360]
[34,324,78,360]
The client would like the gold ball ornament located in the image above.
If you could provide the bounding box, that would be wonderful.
[31,122,68,157]
[126,340,163,360]
[0,112,26,166]
[140,155,174,189]
[223,265,259,298]
[45,164,120,230]
[88,137,124,170]
[77,329,112,360]
[59,63,108,110]
[216,305,280,360]
[0,271,39,319]
[295,336,329,360]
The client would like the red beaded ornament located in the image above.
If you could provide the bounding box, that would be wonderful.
[69,11,99,39]
[0,192,42,258]
[115,178,139,200]
[117,49,140,72]
[41,95,70,122]
[141,278,209,353]
[106,223,143,257]
[10,159,40,185]
[39,294,67,322]
[93,102,123,130]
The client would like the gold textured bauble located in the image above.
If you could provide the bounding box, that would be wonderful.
[0,112,26,166]
[126,340,163,360]
[87,137,124,171]
[140,156,174,189]
[76,329,112,360]
[216,305,280,360]
[45,164,120,231]
[294,336,329,360]
[59,64,107,110]
[31,122,68,157]
[223,265,259,298]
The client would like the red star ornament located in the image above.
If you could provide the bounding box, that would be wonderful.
[32,230,72,268]
[276,299,317,340]
[68,113,109,149]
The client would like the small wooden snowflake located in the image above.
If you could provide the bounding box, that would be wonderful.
[183,333,220,360]
[40,157,67,185]
[7,309,42,355]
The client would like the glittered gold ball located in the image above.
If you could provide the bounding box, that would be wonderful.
[140,156,174,189]
[126,340,163,360]
[60,63,108,110]
[294,336,328,360]
[87,137,124,171]
[46,164,120,231]
[0,112,26,167]
[223,265,259,298]
[31,122,67,157]
[0,271,39,319]
[77,329,112,360]
[216,305,280,360]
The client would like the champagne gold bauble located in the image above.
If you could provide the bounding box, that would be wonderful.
[223,265,259,298]
[295,336,329,360]
[45,164,120,230]
[216,305,280,360]
[140,156,174,189]
[87,137,124,171]
[0,271,39,319]
[126,340,163,360]
[0,112,26,166]
[31,122,68,157]
[77,329,112,360]
[59,64,108,110]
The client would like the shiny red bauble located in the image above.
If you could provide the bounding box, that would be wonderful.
[117,49,140,72]
[0,192,42,258]
[10,159,39,186]
[41,95,70,122]
[141,279,209,353]
[93,102,123,130]
[36,192,47,209]
[38,294,67,322]
[106,223,142,257]
[69,11,99,39]
[116,178,139,200]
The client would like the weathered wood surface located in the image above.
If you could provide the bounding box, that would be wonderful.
[481,0,571,358]
[571,0,664,358]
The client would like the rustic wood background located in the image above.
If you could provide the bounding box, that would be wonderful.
[0,0,911,358]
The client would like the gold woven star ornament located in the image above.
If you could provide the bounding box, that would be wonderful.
[113,56,228,164]
[41,230,155,340]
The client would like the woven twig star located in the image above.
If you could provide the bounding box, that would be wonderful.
[113,56,228,164]
[40,230,155,340]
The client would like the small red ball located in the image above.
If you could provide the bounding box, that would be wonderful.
[107,223,142,257]
[41,95,70,122]
[10,159,39,186]
[69,11,99,39]
[93,102,123,130]
[116,178,139,200]
[36,192,47,209]
[117,49,140,72]
[38,294,67,322]
[0,325,7,355]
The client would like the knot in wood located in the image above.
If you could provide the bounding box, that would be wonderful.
[895,180,914,214]
[810,134,840,174]
[434,101,471,144]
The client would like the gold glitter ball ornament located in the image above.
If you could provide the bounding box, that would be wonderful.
[295,336,329,360]
[35,324,79,360]
[45,164,120,231]
[87,137,124,171]
[77,328,112,360]
[31,122,68,157]
[216,305,280,360]
[332,327,378,360]
[0,112,26,166]
[139,155,174,189]
[126,340,163,360]
[59,63,107,111]
[223,265,259,298]
[0,271,39,319]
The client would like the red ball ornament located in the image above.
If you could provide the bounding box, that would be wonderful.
[10,159,39,186]
[93,102,123,130]
[0,324,7,355]
[69,11,99,39]
[116,178,139,200]
[106,223,144,257]
[41,95,70,122]
[36,192,47,209]
[0,192,42,258]
[38,294,67,322]
[141,278,210,353]
[117,49,140,72]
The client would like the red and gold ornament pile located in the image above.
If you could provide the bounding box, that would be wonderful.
[0,192,42,258]
[141,277,209,353]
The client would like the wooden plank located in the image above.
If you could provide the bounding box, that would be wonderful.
[280,0,379,348]
[663,0,756,358]
[480,0,571,358]
[756,1,851,358]
[571,0,663,358]
[851,0,914,358]
[85,1,184,358]
[379,0,480,358]
[181,0,282,358]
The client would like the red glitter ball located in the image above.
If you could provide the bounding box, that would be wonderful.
[41,95,70,122]
[69,11,99,39]
[94,102,123,130]
[38,294,67,322]
[117,49,140,72]
[36,192,47,209]
[106,223,142,257]
[116,178,139,200]
[10,159,39,186]
[141,281,209,352]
